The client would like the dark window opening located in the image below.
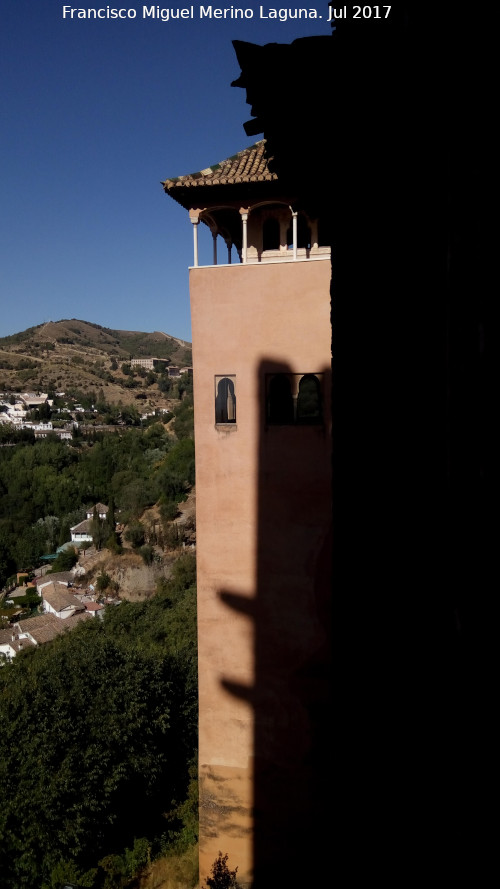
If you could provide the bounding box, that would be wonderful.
[215,376,236,424]
[266,373,323,426]
[263,217,280,251]
[296,374,322,424]
[267,374,294,424]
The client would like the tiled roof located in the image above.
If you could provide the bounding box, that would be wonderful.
[162,140,277,192]
[37,572,73,589]
[17,613,66,644]
[13,611,91,645]
[71,519,91,534]
[0,631,36,653]
[41,583,85,614]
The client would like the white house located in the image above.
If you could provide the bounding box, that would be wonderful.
[40,582,86,620]
[70,503,110,543]
[86,503,109,521]
[0,628,35,663]
[70,519,93,544]
[1,612,91,662]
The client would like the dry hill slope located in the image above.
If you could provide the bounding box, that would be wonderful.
[0,319,192,410]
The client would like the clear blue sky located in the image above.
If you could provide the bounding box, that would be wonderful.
[1,2,332,344]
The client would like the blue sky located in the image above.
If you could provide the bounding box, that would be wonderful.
[1,2,332,344]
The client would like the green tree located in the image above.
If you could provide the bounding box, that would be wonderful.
[96,570,110,592]
[125,521,145,549]
[90,507,106,551]
[48,547,77,573]
[0,610,197,888]
[58,519,71,547]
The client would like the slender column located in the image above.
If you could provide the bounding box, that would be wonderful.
[190,212,200,267]
[227,241,232,264]
[292,211,298,260]
[212,232,218,265]
[240,209,249,264]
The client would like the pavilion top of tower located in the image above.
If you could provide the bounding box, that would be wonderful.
[162,140,277,199]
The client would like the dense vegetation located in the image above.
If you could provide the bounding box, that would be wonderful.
[0,387,194,588]
[0,327,198,887]
[0,553,198,889]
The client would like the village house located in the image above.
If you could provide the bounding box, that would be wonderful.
[0,612,92,663]
[130,357,171,371]
[39,582,86,620]
[70,520,93,544]
[0,627,35,662]
[70,503,110,544]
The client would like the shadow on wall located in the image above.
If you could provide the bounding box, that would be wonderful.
[217,359,332,887]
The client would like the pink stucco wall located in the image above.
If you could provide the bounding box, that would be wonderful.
[191,257,332,886]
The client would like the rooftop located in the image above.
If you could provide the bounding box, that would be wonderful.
[40,583,85,614]
[162,140,276,194]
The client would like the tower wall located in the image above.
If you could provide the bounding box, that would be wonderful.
[191,257,332,886]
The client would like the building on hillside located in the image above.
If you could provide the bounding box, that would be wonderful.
[40,582,86,619]
[70,520,93,544]
[36,572,74,594]
[130,357,170,371]
[163,134,332,884]
[19,393,51,409]
[0,612,92,663]
[0,628,36,662]
[70,503,110,544]
[86,503,109,521]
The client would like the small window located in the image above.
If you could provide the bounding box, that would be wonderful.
[266,373,323,426]
[215,376,236,424]
[296,374,322,424]
[267,374,294,425]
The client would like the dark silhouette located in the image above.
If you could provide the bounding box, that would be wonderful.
[232,4,492,882]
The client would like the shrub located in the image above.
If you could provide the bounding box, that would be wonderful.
[125,522,145,549]
[140,544,154,566]
[160,500,179,523]
[96,571,110,592]
[204,852,240,889]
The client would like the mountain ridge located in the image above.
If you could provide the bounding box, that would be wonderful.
[0,319,192,410]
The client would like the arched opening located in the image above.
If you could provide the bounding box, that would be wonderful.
[296,374,322,424]
[215,376,236,423]
[262,217,280,251]
[267,374,294,425]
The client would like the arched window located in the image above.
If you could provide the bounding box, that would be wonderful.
[296,374,322,424]
[262,217,280,251]
[215,376,236,424]
[267,374,294,424]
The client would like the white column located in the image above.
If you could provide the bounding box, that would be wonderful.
[190,215,199,267]
[292,211,298,260]
[241,211,248,264]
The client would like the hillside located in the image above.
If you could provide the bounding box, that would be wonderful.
[0,319,192,412]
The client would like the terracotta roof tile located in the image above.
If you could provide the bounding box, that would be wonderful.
[12,611,92,645]
[162,140,277,191]
[70,519,91,534]
[42,584,85,614]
